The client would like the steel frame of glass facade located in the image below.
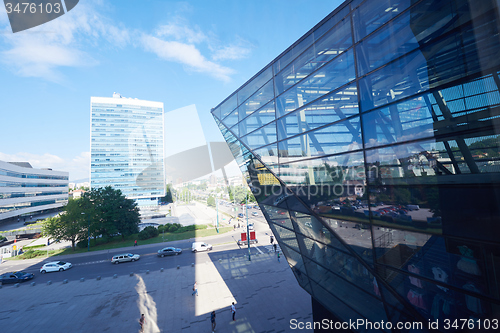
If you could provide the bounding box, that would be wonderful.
[90,96,165,207]
[212,0,500,331]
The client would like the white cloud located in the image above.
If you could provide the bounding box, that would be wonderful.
[212,44,252,61]
[0,151,90,181]
[0,2,128,82]
[155,22,206,44]
[141,34,234,82]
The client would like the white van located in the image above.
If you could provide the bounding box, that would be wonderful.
[192,242,212,252]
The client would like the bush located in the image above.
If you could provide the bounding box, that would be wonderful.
[174,224,208,233]
[138,226,159,240]
[158,223,182,233]
[19,249,45,259]
[77,239,87,248]
[23,244,45,250]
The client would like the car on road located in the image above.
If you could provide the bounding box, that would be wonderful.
[111,253,140,264]
[252,212,258,217]
[237,213,244,218]
[192,242,212,252]
[157,247,182,257]
[0,271,35,284]
[248,223,255,231]
[40,261,72,274]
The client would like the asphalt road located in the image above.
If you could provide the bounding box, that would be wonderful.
[1,223,277,287]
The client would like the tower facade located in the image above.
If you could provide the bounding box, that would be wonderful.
[90,94,165,207]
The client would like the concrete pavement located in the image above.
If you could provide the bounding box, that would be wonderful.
[0,245,312,333]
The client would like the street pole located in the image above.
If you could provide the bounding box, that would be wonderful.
[216,197,219,233]
[246,192,251,261]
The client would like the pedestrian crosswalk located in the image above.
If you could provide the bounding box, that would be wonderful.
[263,243,281,253]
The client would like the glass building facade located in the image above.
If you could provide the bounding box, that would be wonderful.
[0,160,68,221]
[90,95,165,207]
[212,0,500,331]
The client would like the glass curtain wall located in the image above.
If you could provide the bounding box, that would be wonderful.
[212,0,500,331]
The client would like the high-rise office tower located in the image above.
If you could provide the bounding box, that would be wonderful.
[90,93,165,208]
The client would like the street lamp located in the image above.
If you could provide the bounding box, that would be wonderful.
[246,191,251,261]
[81,212,90,252]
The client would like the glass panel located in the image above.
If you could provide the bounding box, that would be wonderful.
[238,101,276,137]
[278,116,362,161]
[252,145,278,165]
[282,246,311,289]
[238,79,274,121]
[362,95,435,149]
[352,0,411,42]
[238,67,273,105]
[312,4,350,42]
[229,123,239,137]
[275,16,352,96]
[308,279,382,332]
[269,222,300,252]
[261,204,292,227]
[273,34,314,75]
[212,106,221,120]
[277,83,359,141]
[240,121,277,150]
[303,254,389,327]
[358,29,467,113]
[220,93,238,120]
[278,151,364,186]
[222,108,239,129]
[291,212,346,252]
[276,49,356,118]
[356,0,457,76]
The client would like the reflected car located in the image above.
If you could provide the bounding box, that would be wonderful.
[0,271,35,284]
[111,253,140,264]
[40,261,72,274]
[192,242,212,252]
[157,247,182,257]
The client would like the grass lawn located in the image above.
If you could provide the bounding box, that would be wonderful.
[9,226,233,260]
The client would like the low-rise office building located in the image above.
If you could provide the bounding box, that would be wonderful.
[0,160,69,222]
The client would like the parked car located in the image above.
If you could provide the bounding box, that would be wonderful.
[40,261,72,274]
[0,271,34,284]
[252,212,258,217]
[192,242,212,252]
[111,253,140,264]
[157,247,182,257]
[237,213,244,218]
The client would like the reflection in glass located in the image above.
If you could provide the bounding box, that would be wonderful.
[278,116,362,161]
[277,83,359,141]
[276,49,356,118]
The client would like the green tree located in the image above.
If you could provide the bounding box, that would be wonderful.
[82,186,140,241]
[42,199,85,251]
[207,194,216,207]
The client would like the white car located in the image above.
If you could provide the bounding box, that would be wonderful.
[192,242,212,252]
[40,261,72,274]
[248,223,255,231]
[252,212,258,217]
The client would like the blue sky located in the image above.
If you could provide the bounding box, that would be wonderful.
[0,0,342,180]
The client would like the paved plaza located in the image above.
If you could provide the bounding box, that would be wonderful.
[0,246,312,333]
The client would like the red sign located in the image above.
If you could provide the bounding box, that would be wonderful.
[250,231,256,240]
[241,233,247,242]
